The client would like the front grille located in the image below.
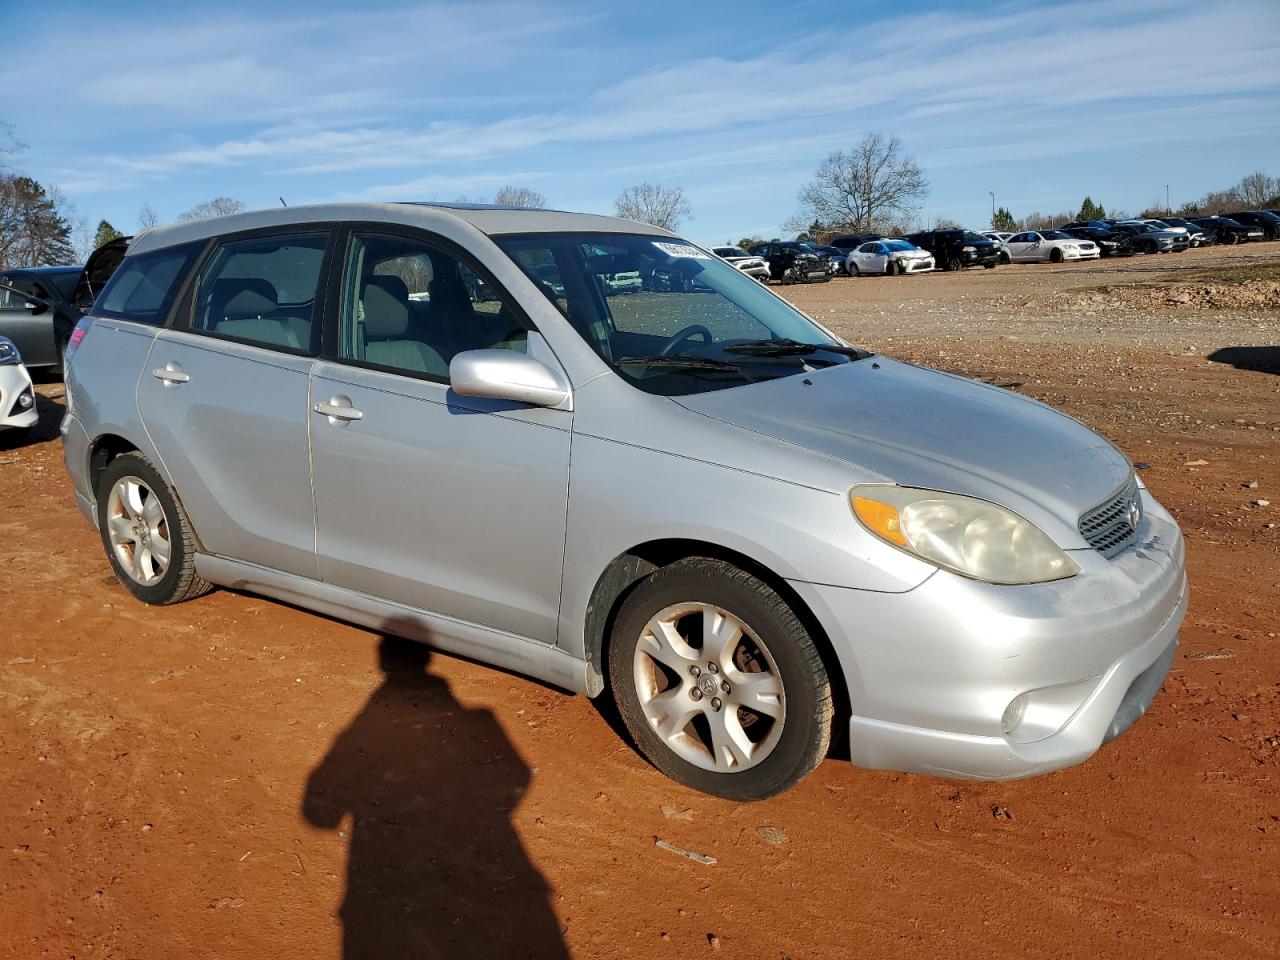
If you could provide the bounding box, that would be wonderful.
[1078,477,1141,557]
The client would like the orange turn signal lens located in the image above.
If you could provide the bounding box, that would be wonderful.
[851,496,908,547]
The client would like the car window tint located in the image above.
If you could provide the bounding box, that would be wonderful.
[94,242,204,326]
[340,233,529,380]
[191,233,327,351]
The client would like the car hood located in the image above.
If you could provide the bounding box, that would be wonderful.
[674,357,1132,545]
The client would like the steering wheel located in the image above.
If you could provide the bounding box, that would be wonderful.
[659,324,713,356]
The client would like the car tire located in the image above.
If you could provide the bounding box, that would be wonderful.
[607,557,833,802]
[999,251,1010,264]
[850,263,861,277]
[983,260,997,269]
[97,452,212,606]
[1050,249,1063,264]
[885,260,897,276]
[945,255,963,272]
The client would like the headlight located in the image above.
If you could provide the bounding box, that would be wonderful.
[0,336,22,367]
[962,245,976,253]
[850,485,1080,585]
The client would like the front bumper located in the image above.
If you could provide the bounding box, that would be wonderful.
[789,488,1187,780]
[898,256,935,274]
[0,364,38,431]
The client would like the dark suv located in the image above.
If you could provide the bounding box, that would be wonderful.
[1188,216,1262,244]
[902,229,1000,271]
[1224,211,1280,241]
[746,241,831,283]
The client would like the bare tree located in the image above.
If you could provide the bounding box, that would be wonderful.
[793,133,928,233]
[493,185,546,209]
[1236,171,1279,207]
[137,204,160,231]
[614,183,692,230]
[177,197,245,222]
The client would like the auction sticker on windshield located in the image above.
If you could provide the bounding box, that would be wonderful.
[653,242,710,259]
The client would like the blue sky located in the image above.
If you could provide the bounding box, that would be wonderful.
[6,0,1279,245]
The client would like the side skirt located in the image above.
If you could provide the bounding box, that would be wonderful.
[195,554,592,695]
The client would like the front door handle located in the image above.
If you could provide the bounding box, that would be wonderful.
[152,362,190,386]
[313,396,363,423]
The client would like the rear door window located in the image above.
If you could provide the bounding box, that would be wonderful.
[94,242,205,325]
[189,233,329,352]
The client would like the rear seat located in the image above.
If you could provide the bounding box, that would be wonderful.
[206,278,310,349]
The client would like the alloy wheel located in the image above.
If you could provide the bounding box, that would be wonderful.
[105,476,172,586]
[632,602,785,773]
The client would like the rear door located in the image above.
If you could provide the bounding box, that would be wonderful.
[309,227,571,644]
[136,229,334,579]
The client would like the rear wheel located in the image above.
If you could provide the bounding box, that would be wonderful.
[97,452,212,605]
[607,558,833,801]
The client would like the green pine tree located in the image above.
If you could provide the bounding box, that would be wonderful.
[1076,196,1106,222]
[991,206,1017,231]
[2,176,76,265]
[93,219,124,249]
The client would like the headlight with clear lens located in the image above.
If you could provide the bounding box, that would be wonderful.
[850,485,1079,585]
[0,336,22,366]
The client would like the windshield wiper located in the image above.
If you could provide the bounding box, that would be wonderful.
[723,338,872,360]
[616,353,744,372]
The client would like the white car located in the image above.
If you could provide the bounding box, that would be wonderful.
[982,231,1015,264]
[711,246,771,282]
[0,336,38,434]
[1004,230,1100,263]
[847,238,935,276]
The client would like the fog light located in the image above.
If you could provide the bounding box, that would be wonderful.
[1002,694,1027,736]
[18,391,33,409]
[1002,677,1102,745]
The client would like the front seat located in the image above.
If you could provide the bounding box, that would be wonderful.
[362,281,448,377]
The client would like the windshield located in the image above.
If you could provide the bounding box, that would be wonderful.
[495,232,863,396]
[1041,230,1071,240]
[713,247,745,257]
[962,231,989,244]
[883,240,916,252]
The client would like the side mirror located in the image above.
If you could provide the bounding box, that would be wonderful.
[449,349,570,409]
[24,299,48,316]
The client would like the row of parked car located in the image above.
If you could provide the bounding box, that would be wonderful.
[713,208,1280,282]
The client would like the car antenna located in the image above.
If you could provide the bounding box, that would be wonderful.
[279,197,288,207]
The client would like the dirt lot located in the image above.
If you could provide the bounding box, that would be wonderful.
[3,243,1277,960]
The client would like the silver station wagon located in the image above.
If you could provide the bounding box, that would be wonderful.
[60,203,1187,800]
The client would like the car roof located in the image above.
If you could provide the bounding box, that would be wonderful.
[127,201,674,257]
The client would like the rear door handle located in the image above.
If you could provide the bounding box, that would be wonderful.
[152,362,190,385]
[313,396,363,423]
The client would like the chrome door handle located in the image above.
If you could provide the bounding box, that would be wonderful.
[313,399,363,422]
[152,363,189,385]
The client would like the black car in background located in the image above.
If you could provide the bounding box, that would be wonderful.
[1188,216,1262,244]
[1157,216,1214,246]
[1224,211,1280,241]
[1061,226,1135,257]
[902,229,1000,270]
[828,233,885,252]
[746,241,831,283]
[803,243,849,274]
[0,236,129,376]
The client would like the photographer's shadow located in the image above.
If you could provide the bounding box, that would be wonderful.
[303,631,567,959]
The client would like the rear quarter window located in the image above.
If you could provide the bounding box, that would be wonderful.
[94,242,205,325]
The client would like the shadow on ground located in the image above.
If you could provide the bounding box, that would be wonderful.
[1207,345,1280,375]
[303,629,568,960]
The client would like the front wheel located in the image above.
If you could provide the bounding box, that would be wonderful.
[97,452,212,605]
[607,558,833,801]
[1050,249,1063,264]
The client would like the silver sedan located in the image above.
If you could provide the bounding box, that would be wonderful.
[59,203,1186,800]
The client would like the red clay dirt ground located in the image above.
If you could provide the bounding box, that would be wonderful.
[2,244,1277,959]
